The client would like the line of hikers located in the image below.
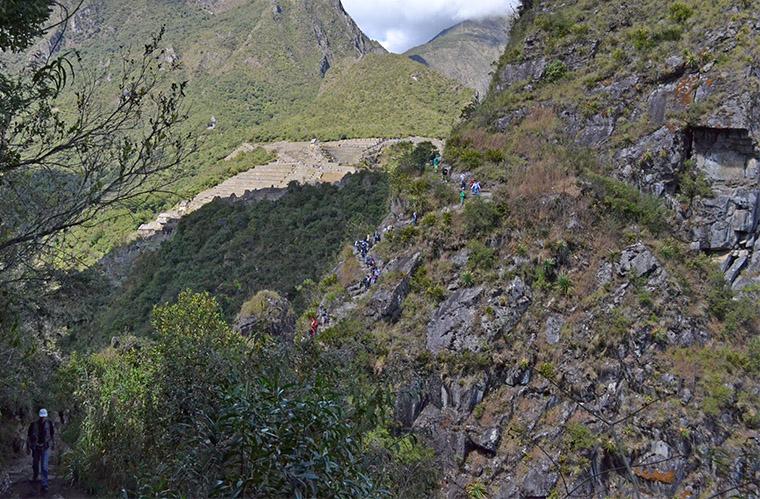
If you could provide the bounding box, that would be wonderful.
[355,231,381,260]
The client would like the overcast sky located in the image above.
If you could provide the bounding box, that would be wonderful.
[342,0,519,53]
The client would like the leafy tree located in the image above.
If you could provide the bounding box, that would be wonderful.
[400,141,438,175]
[0,6,192,286]
[62,291,381,497]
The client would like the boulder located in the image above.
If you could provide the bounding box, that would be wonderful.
[468,426,502,454]
[544,314,565,345]
[234,290,296,340]
[619,243,659,278]
[366,252,422,322]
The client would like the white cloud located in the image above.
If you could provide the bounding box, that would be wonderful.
[342,0,519,53]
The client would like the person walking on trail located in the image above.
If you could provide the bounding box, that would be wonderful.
[310,317,319,338]
[433,155,441,173]
[460,173,466,190]
[27,408,54,492]
[412,211,418,226]
[460,189,466,206]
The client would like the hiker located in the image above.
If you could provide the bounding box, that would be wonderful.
[27,408,54,492]
[460,173,466,190]
[433,155,441,173]
[474,181,482,195]
[460,189,466,206]
[412,211,418,226]
[310,317,319,337]
[374,231,381,243]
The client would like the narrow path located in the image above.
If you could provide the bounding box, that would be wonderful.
[2,448,87,499]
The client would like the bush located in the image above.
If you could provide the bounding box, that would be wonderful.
[587,173,668,234]
[64,292,384,497]
[544,60,568,82]
[467,241,496,272]
[400,141,439,175]
[669,2,694,23]
[677,159,713,202]
[464,198,502,237]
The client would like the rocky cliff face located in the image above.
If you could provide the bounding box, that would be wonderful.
[309,0,760,497]
[491,0,760,290]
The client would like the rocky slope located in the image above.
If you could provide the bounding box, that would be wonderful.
[302,0,760,497]
[406,17,513,99]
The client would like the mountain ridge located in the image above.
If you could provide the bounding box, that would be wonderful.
[405,15,512,99]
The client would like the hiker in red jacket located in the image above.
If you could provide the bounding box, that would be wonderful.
[310,317,319,337]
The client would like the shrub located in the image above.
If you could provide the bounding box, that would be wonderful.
[669,2,694,23]
[65,292,384,497]
[565,422,596,451]
[587,173,668,234]
[544,60,568,82]
[400,141,439,175]
[555,272,574,296]
[467,241,496,272]
[677,159,713,202]
[464,198,502,237]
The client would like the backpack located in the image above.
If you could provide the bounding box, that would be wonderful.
[29,420,53,449]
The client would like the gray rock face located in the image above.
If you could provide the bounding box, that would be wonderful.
[544,314,564,344]
[441,374,488,415]
[480,277,531,342]
[427,286,484,353]
[395,378,428,429]
[468,426,501,454]
[619,243,660,278]
[495,57,547,92]
[616,126,689,196]
[234,291,296,340]
[366,252,422,322]
[685,127,760,285]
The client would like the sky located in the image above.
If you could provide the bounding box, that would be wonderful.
[342,0,519,53]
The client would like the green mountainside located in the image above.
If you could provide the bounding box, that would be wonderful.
[256,54,473,141]
[47,0,469,260]
[405,16,511,98]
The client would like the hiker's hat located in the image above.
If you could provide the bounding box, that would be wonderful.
[39,408,48,417]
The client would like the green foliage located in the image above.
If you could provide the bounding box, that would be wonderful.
[464,198,502,237]
[256,54,473,141]
[587,172,668,234]
[363,427,439,497]
[669,2,694,23]
[467,241,496,272]
[537,362,556,380]
[461,271,475,288]
[79,173,389,344]
[677,159,713,202]
[565,422,596,451]
[64,291,384,497]
[400,141,440,175]
[544,60,568,82]
[466,481,488,499]
[555,272,574,296]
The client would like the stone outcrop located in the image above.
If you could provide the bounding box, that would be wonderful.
[426,286,484,353]
[234,290,296,340]
[366,252,422,322]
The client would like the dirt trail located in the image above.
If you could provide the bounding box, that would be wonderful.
[1,448,87,499]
